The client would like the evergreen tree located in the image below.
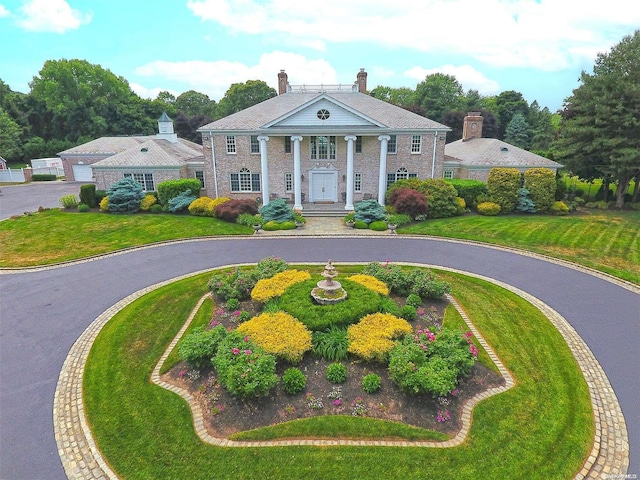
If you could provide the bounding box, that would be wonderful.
[504,112,530,149]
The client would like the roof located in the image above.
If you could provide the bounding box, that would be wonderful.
[91,138,203,169]
[58,136,152,156]
[444,138,563,169]
[198,92,450,134]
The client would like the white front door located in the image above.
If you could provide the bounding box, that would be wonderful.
[311,172,337,202]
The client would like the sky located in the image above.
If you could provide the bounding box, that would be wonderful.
[1,0,638,113]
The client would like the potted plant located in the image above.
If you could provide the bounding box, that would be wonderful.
[344,212,355,228]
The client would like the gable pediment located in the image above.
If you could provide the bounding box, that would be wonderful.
[263,95,384,129]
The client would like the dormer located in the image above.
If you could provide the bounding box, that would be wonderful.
[156,111,178,143]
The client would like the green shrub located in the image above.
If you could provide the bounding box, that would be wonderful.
[95,190,107,204]
[213,332,278,399]
[32,174,56,181]
[354,220,368,229]
[362,374,381,394]
[149,204,163,213]
[236,213,263,226]
[237,311,251,323]
[550,201,569,215]
[400,304,417,321]
[388,328,475,397]
[226,298,240,310]
[280,279,382,331]
[487,168,521,213]
[418,179,459,218]
[312,327,349,361]
[60,194,79,209]
[446,179,487,208]
[406,293,422,308]
[259,198,295,223]
[369,220,388,231]
[362,262,450,299]
[157,179,202,206]
[326,362,347,384]
[168,189,197,213]
[387,213,412,225]
[262,220,296,231]
[354,199,387,223]
[477,201,501,216]
[585,200,609,210]
[379,296,402,317]
[106,178,145,213]
[255,256,289,278]
[178,325,227,369]
[77,203,90,212]
[79,184,97,208]
[282,368,307,395]
[524,168,556,213]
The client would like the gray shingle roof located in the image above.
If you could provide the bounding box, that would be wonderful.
[445,138,563,169]
[198,92,450,133]
[91,138,203,169]
[58,136,151,156]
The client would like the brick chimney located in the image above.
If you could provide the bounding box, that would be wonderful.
[356,68,367,93]
[462,112,483,141]
[278,69,289,95]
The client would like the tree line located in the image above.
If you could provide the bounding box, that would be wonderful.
[1,30,638,207]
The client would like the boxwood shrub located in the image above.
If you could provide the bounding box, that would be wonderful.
[487,168,521,214]
[369,220,388,231]
[477,201,501,216]
[32,174,57,181]
[157,179,202,206]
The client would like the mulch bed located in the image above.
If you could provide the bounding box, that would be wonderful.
[161,294,505,441]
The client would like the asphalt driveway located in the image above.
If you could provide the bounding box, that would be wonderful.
[0,181,91,220]
[0,237,638,479]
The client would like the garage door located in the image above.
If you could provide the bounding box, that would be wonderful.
[72,164,93,182]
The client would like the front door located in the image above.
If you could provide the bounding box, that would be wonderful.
[311,172,337,202]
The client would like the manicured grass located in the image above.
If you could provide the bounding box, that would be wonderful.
[0,209,252,267]
[83,267,593,479]
[400,210,640,284]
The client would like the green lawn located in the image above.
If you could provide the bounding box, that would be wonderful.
[400,210,640,284]
[0,209,251,266]
[83,268,593,480]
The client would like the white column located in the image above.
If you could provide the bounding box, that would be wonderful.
[344,135,356,210]
[258,135,269,206]
[377,135,390,206]
[292,135,303,210]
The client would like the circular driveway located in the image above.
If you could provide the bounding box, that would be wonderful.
[0,181,91,220]
[1,236,638,479]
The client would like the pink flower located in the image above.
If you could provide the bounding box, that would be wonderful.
[233,310,241,316]
[232,348,240,355]
[469,344,479,358]
[244,349,252,355]
[244,336,250,342]
[332,399,342,406]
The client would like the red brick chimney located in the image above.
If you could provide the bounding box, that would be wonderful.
[462,112,483,141]
[278,69,288,95]
[356,68,367,93]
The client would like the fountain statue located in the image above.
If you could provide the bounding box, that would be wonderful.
[311,259,348,305]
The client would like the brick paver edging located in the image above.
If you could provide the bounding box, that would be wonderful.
[54,264,629,479]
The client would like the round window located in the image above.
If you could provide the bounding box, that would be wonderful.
[317,109,330,120]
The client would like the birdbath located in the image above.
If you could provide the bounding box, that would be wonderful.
[311,259,347,304]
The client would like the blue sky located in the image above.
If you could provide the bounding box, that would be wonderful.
[1,0,638,112]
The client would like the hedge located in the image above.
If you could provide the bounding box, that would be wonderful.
[157,179,202,206]
[487,168,521,214]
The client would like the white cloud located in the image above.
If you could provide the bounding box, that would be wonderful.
[186,0,640,70]
[130,83,180,100]
[16,0,91,33]
[404,65,500,95]
[134,52,337,100]
[0,5,10,17]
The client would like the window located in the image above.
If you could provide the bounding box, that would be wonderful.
[124,172,154,192]
[354,172,362,193]
[230,168,260,192]
[411,135,422,153]
[386,167,417,189]
[310,136,336,160]
[250,135,260,154]
[387,135,397,154]
[226,135,236,154]
[284,136,292,153]
[355,136,362,153]
[443,170,454,180]
[285,172,293,192]
[195,171,205,188]
[317,109,330,120]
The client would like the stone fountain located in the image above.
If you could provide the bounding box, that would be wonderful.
[310,259,347,305]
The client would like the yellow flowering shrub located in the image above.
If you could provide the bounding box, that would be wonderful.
[251,269,311,303]
[140,194,157,211]
[188,196,215,216]
[347,274,389,296]
[347,313,412,362]
[237,311,312,363]
[99,196,109,212]
[209,197,231,216]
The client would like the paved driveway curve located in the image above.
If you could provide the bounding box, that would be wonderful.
[1,237,638,480]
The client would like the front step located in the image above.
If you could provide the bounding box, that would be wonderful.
[299,202,349,217]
